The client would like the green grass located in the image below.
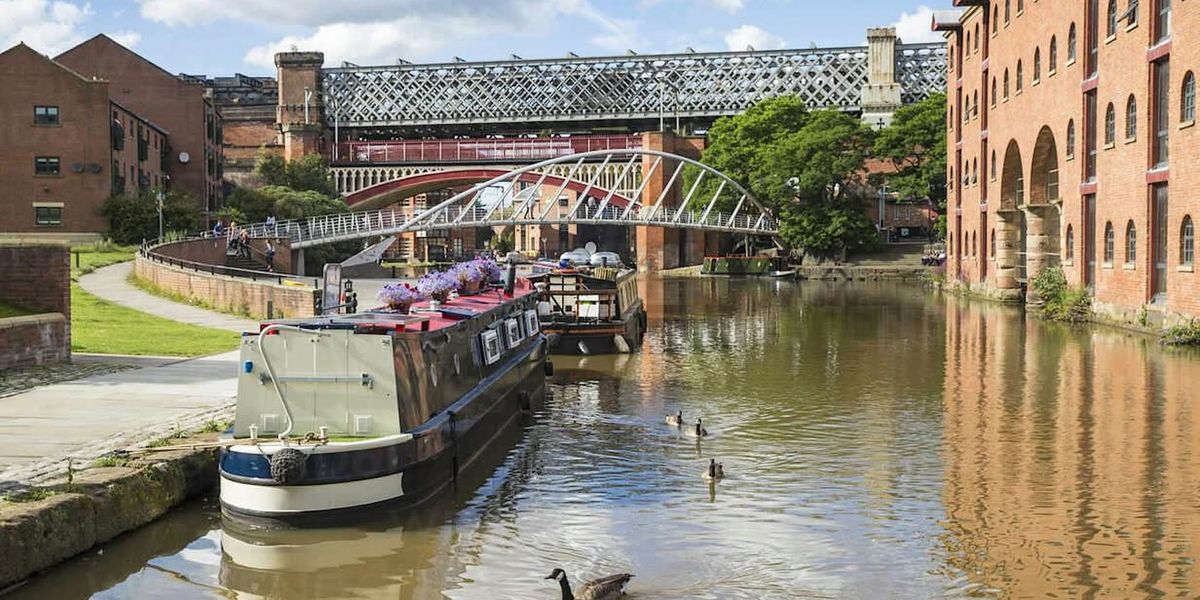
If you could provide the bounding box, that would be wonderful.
[70,243,136,279]
[1,488,59,503]
[0,300,34,319]
[71,283,239,357]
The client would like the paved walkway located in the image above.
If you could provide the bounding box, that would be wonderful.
[79,262,256,332]
[0,261,252,489]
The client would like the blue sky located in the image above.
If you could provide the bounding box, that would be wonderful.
[3,0,948,76]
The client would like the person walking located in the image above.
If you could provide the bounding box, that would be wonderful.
[239,229,250,258]
[265,240,276,271]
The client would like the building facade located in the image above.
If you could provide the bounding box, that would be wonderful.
[55,35,224,218]
[0,44,166,239]
[941,0,1199,324]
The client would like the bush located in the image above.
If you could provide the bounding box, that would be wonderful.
[1163,320,1200,346]
[1032,266,1091,322]
[101,191,200,245]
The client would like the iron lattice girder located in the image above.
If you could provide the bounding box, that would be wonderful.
[322,44,946,127]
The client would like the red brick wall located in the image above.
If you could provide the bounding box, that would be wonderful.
[0,45,112,234]
[0,243,71,316]
[135,255,316,319]
[947,2,1200,320]
[0,315,69,369]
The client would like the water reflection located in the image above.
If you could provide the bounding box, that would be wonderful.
[11,280,1200,599]
[940,297,1200,598]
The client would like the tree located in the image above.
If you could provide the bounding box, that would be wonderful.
[872,93,947,237]
[254,150,338,197]
[101,191,201,245]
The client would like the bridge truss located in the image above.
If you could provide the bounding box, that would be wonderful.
[240,150,778,249]
[322,44,947,128]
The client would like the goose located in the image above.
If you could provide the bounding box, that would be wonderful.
[684,417,708,438]
[545,568,633,600]
[665,409,683,426]
[702,458,725,481]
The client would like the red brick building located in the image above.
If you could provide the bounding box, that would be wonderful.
[0,44,166,240]
[56,35,223,217]
[939,0,1199,324]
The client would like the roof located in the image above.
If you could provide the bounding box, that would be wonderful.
[109,99,170,135]
[931,10,966,32]
[0,42,108,85]
[56,34,205,88]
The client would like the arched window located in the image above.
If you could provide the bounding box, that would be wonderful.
[1068,23,1077,63]
[973,90,979,116]
[973,231,978,257]
[993,7,1000,34]
[991,149,997,179]
[974,24,980,51]
[972,158,978,184]
[1126,221,1137,264]
[1128,0,1138,27]
[1066,119,1076,158]
[965,30,971,55]
[1182,216,1195,266]
[1066,224,1075,262]
[1034,48,1042,83]
[1104,222,1115,263]
[1126,95,1137,139]
[1016,60,1024,92]
[1004,69,1010,99]
[1005,0,1011,24]
[1182,72,1196,123]
[1107,0,1119,37]
[1018,0,1024,13]
[1049,37,1058,73]
[1105,103,1116,145]
[991,78,998,106]
[991,229,997,259]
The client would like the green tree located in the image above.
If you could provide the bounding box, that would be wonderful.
[872,93,947,237]
[254,150,337,197]
[101,191,201,245]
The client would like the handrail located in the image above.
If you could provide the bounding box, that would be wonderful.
[139,236,318,287]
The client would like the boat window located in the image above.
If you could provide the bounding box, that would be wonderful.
[505,318,523,346]
[523,309,539,337]
[481,329,502,365]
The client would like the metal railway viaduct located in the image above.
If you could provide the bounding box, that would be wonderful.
[257,26,947,271]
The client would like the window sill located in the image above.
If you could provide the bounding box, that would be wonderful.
[32,123,62,128]
[1066,58,1077,67]
[33,173,61,178]
[1103,262,1114,269]
[1104,142,1116,150]
[1178,265,1195,273]
[1123,263,1136,271]
[34,223,63,228]
[1180,120,1195,130]
[1065,154,1075,162]
[1105,35,1117,45]
[1063,260,1075,267]
[1125,136,1137,145]
[1126,22,1138,33]
[1033,79,1041,87]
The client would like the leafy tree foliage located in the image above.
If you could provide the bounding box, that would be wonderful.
[254,151,338,197]
[872,93,947,237]
[101,191,201,245]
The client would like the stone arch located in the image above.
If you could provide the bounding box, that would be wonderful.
[1026,126,1062,276]
[1029,126,1059,205]
[1000,140,1024,210]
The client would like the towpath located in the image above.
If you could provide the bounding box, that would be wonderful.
[79,262,256,332]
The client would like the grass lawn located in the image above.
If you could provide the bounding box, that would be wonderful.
[70,283,240,356]
[69,243,137,279]
[0,300,33,319]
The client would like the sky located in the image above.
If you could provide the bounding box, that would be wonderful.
[2,0,949,76]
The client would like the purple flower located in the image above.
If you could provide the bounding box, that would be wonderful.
[472,258,503,282]
[451,262,486,286]
[418,270,459,300]
[377,282,424,306]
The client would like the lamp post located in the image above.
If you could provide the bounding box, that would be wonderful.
[157,189,165,240]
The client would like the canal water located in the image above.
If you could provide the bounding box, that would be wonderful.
[12,280,1200,599]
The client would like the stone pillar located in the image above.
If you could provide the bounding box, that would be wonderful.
[292,248,306,276]
[861,27,902,128]
[276,51,326,161]
[636,226,680,272]
[1022,206,1050,303]
[682,229,706,266]
[994,211,1020,292]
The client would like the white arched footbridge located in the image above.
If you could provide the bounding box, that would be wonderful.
[238,150,778,249]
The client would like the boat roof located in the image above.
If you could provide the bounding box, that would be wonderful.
[251,282,536,336]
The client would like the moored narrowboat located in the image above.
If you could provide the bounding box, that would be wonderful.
[529,267,646,355]
[219,277,550,523]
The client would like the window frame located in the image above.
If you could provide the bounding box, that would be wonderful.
[1104,221,1115,264]
[1066,224,1076,262]
[33,105,60,125]
[34,206,63,227]
[1182,215,1195,266]
[1125,220,1137,264]
[1126,95,1138,140]
[1181,71,1195,124]
[34,156,61,176]
[1104,102,1117,146]
[1068,23,1078,64]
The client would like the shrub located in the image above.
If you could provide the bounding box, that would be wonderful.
[101,191,200,244]
[1032,266,1091,323]
[1163,320,1200,346]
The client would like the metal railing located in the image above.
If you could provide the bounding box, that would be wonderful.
[138,236,318,286]
[336,135,642,165]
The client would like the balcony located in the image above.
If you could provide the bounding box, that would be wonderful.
[333,135,643,165]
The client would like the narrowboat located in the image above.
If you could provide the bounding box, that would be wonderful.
[528,267,647,355]
[218,278,550,523]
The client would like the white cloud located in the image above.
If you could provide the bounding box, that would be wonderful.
[109,30,141,48]
[709,0,744,13]
[891,5,942,44]
[0,0,93,55]
[243,17,492,69]
[723,24,784,51]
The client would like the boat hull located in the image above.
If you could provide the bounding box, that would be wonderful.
[543,306,646,355]
[219,338,547,525]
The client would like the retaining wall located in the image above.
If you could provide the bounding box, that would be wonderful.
[0,314,70,370]
[135,255,317,320]
[0,243,71,367]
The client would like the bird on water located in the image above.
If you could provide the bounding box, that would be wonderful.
[545,568,634,600]
[702,458,725,481]
[684,417,708,438]
[666,409,683,426]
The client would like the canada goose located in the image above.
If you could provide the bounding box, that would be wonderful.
[684,417,708,438]
[545,568,633,600]
[702,458,725,481]
[666,409,683,426]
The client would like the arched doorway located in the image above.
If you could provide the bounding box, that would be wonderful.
[998,140,1026,284]
[1026,126,1062,280]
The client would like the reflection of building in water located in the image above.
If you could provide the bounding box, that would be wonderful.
[941,298,1200,597]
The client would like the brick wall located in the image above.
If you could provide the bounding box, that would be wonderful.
[152,237,293,273]
[134,255,316,319]
[0,243,71,367]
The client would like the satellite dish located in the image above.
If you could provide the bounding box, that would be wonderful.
[71,163,84,173]
[584,241,597,256]
[88,163,102,173]
[178,151,190,164]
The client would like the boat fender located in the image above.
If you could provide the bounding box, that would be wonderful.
[639,309,648,333]
[545,333,562,349]
[613,334,631,354]
[269,448,307,485]
[544,360,554,377]
[518,390,531,410]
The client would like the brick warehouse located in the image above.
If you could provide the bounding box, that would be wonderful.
[0,44,167,240]
[938,0,1199,324]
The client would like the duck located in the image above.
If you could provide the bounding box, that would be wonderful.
[545,568,634,600]
[665,409,683,426]
[684,417,708,438]
[702,458,725,481]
